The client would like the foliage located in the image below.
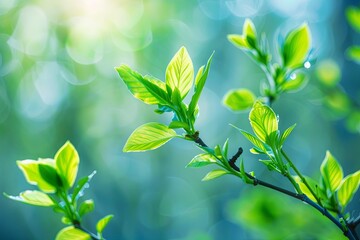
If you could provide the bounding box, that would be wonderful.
[4,141,113,240]
[117,20,360,239]
[346,5,360,64]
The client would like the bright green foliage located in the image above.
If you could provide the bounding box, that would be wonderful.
[202,169,228,181]
[55,141,79,190]
[96,215,114,236]
[249,101,278,143]
[315,60,341,87]
[166,46,194,99]
[346,46,360,64]
[228,18,257,50]
[123,122,178,152]
[5,142,112,240]
[337,171,360,208]
[223,89,255,111]
[4,190,54,207]
[186,153,217,168]
[280,73,308,92]
[320,151,343,193]
[56,226,91,240]
[346,6,360,32]
[282,23,311,68]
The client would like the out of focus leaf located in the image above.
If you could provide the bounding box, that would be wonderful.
[55,226,91,240]
[4,190,54,207]
[346,46,360,64]
[315,59,341,87]
[223,88,255,111]
[281,73,308,92]
[96,214,114,234]
[346,6,360,32]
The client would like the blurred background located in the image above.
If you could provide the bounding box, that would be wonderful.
[1,0,360,239]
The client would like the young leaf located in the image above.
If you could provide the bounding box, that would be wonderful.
[293,176,320,202]
[249,101,278,143]
[346,46,360,64]
[188,52,214,120]
[17,159,57,193]
[243,18,257,48]
[320,151,343,193]
[222,138,229,159]
[239,129,267,153]
[259,159,279,172]
[186,153,217,168]
[168,121,190,131]
[279,124,296,146]
[165,46,194,99]
[116,65,166,105]
[283,23,311,68]
[346,6,360,32]
[123,122,178,152]
[202,169,228,181]
[96,214,114,235]
[223,88,255,111]
[79,199,95,217]
[38,163,63,189]
[281,73,308,92]
[228,35,249,49]
[55,226,91,240]
[337,171,360,208]
[55,141,79,190]
[4,190,54,207]
[72,171,96,203]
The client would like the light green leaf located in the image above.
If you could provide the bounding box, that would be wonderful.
[186,153,217,168]
[293,176,321,202]
[315,59,341,86]
[337,171,360,208]
[259,159,279,172]
[346,46,360,64]
[223,89,255,111]
[17,159,57,193]
[281,73,308,92]
[249,101,278,143]
[116,65,167,105]
[4,190,54,207]
[243,18,257,48]
[55,141,79,189]
[123,122,178,152]
[96,214,114,234]
[346,6,360,32]
[79,199,95,217]
[72,171,96,203]
[55,226,91,240]
[239,129,267,153]
[38,163,62,189]
[228,34,249,49]
[279,124,296,146]
[166,46,194,99]
[202,169,228,181]
[168,121,190,131]
[320,151,343,193]
[283,23,311,68]
[222,138,229,159]
[188,52,214,121]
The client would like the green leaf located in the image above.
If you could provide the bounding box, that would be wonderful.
[243,18,257,48]
[4,190,54,207]
[223,89,255,111]
[72,171,96,203]
[96,214,114,234]
[279,124,296,146]
[346,6,360,32]
[281,73,308,92]
[222,138,229,159]
[186,153,217,168]
[283,23,311,68]
[337,171,360,208]
[141,75,171,105]
[346,46,360,64]
[38,163,63,189]
[202,169,228,181]
[55,226,91,240]
[315,59,341,86]
[320,151,343,193]
[116,65,167,105]
[123,122,178,152]
[17,159,57,193]
[168,121,190,131]
[188,52,214,121]
[166,46,194,99]
[293,176,322,202]
[239,129,267,153]
[249,101,278,143]
[228,34,249,49]
[259,159,279,172]
[55,141,79,189]
[79,199,95,217]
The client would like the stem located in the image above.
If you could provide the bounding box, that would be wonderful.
[281,149,323,206]
[193,136,357,239]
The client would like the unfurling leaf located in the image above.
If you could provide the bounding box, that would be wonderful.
[249,101,278,143]
[123,122,178,152]
[166,46,194,99]
[337,171,360,208]
[55,226,91,240]
[202,169,228,181]
[55,141,79,190]
[283,23,311,68]
[320,151,343,193]
[96,214,114,234]
[223,89,255,111]
[4,190,54,207]
[186,153,217,168]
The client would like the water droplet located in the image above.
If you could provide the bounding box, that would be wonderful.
[290,73,297,80]
[304,61,311,69]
